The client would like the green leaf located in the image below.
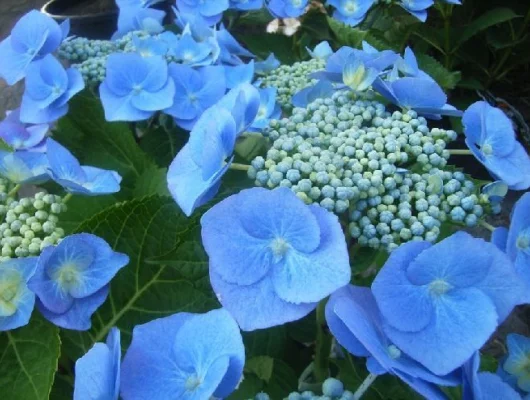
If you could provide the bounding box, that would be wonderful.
[415,53,461,90]
[0,314,60,400]
[139,125,187,168]
[235,134,269,162]
[479,352,498,373]
[53,90,155,197]
[236,8,274,26]
[245,356,275,382]
[287,311,316,344]
[243,326,288,359]
[133,166,170,197]
[236,33,300,64]
[59,195,118,235]
[455,8,521,49]
[327,17,367,48]
[61,195,218,360]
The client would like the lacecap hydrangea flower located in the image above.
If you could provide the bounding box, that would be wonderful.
[372,231,525,375]
[74,328,121,400]
[266,0,309,18]
[328,0,376,26]
[121,309,244,400]
[0,150,49,185]
[20,55,85,124]
[99,53,175,121]
[463,101,530,190]
[0,10,69,85]
[0,108,48,152]
[28,233,129,330]
[201,187,351,331]
[326,285,460,399]
[0,258,38,331]
[46,139,122,196]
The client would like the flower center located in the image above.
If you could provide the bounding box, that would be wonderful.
[55,264,81,291]
[429,279,452,296]
[517,231,530,251]
[345,1,357,13]
[185,375,202,391]
[52,85,63,96]
[482,143,493,156]
[0,274,21,317]
[270,237,290,262]
[291,0,302,7]
[132,84,143,95]
[387,344,401,360]
[183,52,194,61]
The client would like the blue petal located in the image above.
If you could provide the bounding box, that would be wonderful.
[491,227,509,252]
[307,41,333,60]
[164,63,203,121]
[46,138,86,184]
[0,38,35,85]
[474,373,522,400]
[391,77,446,109]
[224,61,254,89]
[216,83,260,133]
[130,79,175,112]
[20,94,69,124]
[462,101,488,147]
[24,55,67,108]
[80,166,122,195]
[484,142,530,189]
[99,81,153,122]
[11,10,62,56]
[507,193,530,260]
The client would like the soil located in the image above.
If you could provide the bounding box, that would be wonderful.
[44,0,116,15]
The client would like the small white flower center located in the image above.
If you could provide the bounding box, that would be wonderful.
[270,237,290,262]
[132,84,143,95]
[185,375,202,391]
[517,233,530,251]
[345,1,358,13]
[429,279,451,296]
[387,344,401,360]
[482,143,493,156]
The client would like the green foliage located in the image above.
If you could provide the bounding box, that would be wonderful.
[416,53,461,90]
[245,356,275,382]
[236,33,300,64]
[0,314,60,400]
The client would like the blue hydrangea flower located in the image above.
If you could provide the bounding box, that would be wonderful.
[375,77,462,119]
[463,352,523,400]
[292,80,334,108]
[0,258,38,331]
[132,35,168,57]
[0,10,68,85]
[502,334,530,393]
[224,60,255,89]
[114,7,165,39]
[266,0,309,18]
[230,0,264,11]
[0,150,49,184]
[121,309,244,399]
[173,9,214,42]
[328,0,376,26]
[74,328,121,400]
[399,0,434,22]
[28,233,129,330]
[255,53,281,75]
[176,0,230,26]
[372,231,525,375]
[46,138,122,196]
[463,101,530,190]
[168,25,219,66]
[217,25,255,65]
[165,64,226,131]
[0,108,48,151]
[342,56,378,92]
[167,105,237,216]
[307,41,333,60]
[216,83,261,132]
[326,285,460,398]
[100,53,175,121]
[491,193,530,303]
[20,55,84,124]
[248,87,281,132]
[202,187,351,331]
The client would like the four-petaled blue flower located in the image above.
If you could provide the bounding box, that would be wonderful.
[463,101,530,190]
[46,138,122,196]
[0,109,48,152]
[372,231,525,375]
[248,87,281,132]
[201,187,351,331]
[74,328,121,400]
[462,352,523,400]
[342,55,379,92]
[28,233,129,330]
[165,64,227,130]
[121,309,245,400]
[0,150,49,184]
[0,258,38,331]
[491,193,530,302]
[176,0,230,26]
[132,35,169,58]
[100,53,175,121]
[20,55,85,124]
[0,10,69,85]
[326,285,460,398]
[168,25,219,66]
[399,0,434,22]
[328,0,376,26]
[230,0,264,11]
[266,0,309,18]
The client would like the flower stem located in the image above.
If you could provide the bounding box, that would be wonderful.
[63,193,73,204]
[314,299,332,383]
[480,220,496,233]
[229,163,250,172]
[448,149,473,155]
[353,373,377,400]
[7,184,21,198]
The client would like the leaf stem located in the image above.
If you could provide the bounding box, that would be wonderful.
[313,298,332,383]
[480,220,496,233]
[7,184,21,198]
[353,373,377,400]
[63,193,73,204]
[229,163,251,172]
[448,149,473,155]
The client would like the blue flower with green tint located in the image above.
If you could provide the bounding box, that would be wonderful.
[372,232,525,375]
[328,0,376,26]
[176,0,230,26]
[0,108,48,152]
[463,101,530,190]
[326,285,460,399]
[28,233,129,330]
[46,139,122,196]
[74,328,121,400]
[266,0,309,18]
[201,187,351,331]
[230,0,263,11]
[249,87,281,132]
[502,334,530,393]
[399,0,434,22]
[20,55,85,124]
[0,10,69,85]
[121,309,244,400]
[342,55,378,92]
[0,150,49,184]
[165,64,226,131]
[0,258,38,331]
[99,53,175,121]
